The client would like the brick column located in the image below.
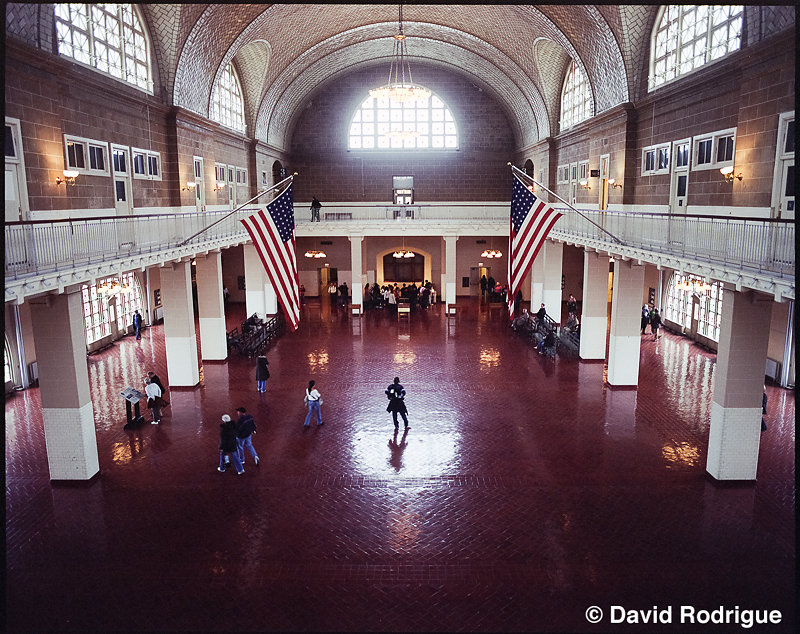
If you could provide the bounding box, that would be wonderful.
[579,250,609,360]
[349,234,363,310]
[444,234,457,311]
[160,260,200,387]
[243,243,266,319]
[29,292,99,481]
[706,289,771,481]
[195,251,227,361]
[541,240,563,321]
[607,259,645,386]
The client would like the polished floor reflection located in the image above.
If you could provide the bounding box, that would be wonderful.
[5,298,795,632]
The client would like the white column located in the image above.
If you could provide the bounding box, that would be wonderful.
[243,243,266,319]
[160,260,200,387]
[29,291,99,481]
[706,289,771,481]
[607,259,645,386]
[530,248,545,309]
[195,251,227,361]
[445,234,458,311]
[350,234,364,311]
[579,250,609,360]
[541,240,564,321]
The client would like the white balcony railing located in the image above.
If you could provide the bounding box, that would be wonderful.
[4,205,794,285]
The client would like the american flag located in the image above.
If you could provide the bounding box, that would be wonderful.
[507,174,563,320]
[240,184,300,331]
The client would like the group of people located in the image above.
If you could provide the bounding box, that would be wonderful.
[641,305,663,340]
[326,281,349,307]
[364,281,436,311]
[218,407,260,474]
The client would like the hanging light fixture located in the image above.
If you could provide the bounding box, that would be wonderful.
[369,3,431,106]
[393,236,416,259]
[480,238,502,259]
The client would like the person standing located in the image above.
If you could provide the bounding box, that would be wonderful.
[147,371,168,406]
[256,355,270,393]
[310,196,321,222]
[133,310,142,340]
[304,380,323,428]
[650,308,662,340]
[641,305,650,335]
[218,414,244,474]
[761,385,768,432]
[480,275,488,298]
[144,377,162,424]
[385,376,409,430]
[235,407,260,466]
[567,294,577,316]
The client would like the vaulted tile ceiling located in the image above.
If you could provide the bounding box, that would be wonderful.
[142,4,656,149]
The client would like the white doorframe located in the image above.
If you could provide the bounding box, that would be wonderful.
[193,156,205,212]
[5,117,29,222]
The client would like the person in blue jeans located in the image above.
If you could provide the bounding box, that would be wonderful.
[235,407,260,466]
[304,380,323,427]
[133,310,142,340]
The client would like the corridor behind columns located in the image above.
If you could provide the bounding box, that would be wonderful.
[5,299,795,632]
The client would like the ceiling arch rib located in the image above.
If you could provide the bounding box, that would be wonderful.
[232,40,272,133]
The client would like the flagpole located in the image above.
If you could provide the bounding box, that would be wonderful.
[179,172,297,246]
[507,163,624,245]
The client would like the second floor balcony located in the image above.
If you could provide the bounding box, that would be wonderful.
[4,203,794,303]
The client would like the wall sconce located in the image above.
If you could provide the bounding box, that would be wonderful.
[608,178,623,189]
[579,179,591,190]
[213,181,225,191]
[182,181,197,191]
[56,169,79,186]
[720,166,742,182]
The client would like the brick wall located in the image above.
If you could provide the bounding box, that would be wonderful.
[288,65,516,203]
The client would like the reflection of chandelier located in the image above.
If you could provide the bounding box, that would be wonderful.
[385,128,419,141]
[369,4,431,105]
[98,279,131,295]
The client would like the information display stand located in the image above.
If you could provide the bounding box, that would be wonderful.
[121,387,146,429]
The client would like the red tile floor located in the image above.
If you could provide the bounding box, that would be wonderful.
[5,298,795,632]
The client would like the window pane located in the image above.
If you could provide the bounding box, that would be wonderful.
[784,120,795,154]
[5,125,16,158]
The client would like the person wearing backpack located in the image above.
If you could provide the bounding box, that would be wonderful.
[235,407,260,467]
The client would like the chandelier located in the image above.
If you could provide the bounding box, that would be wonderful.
[480,238,502,259]
[369,4,431,105]
[304,248,327,259]
[98,279,131,295]
[393,237,416,259]
[676,278,712,293]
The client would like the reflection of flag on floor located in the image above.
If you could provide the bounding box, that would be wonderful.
[240,185,300,331]
[507,175,563,320]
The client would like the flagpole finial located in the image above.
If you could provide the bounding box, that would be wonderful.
[293,172,298,176]
[507,162,512,166]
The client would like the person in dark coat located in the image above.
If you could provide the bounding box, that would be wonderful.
[567,294,578,316]
[235,407,259,466]
[650,308,662,340]
[147,371,168,406]
[385,376,409,430]
[218,414,244,474]
[641,305,650,335]
[256,355,270,393]
[132,310,142,340]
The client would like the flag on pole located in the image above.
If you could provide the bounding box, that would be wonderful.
[240,184,300,331]
[507,174,563,320]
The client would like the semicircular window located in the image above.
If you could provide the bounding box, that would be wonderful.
[349,90,458,150]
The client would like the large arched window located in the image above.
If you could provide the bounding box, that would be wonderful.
[54,3,152,92]
[649,5,743,91]
[210,63,246,133]
[82,272,144,345]
[664,273,724,342]
[349,91,458,150]
[559,61,592,131]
